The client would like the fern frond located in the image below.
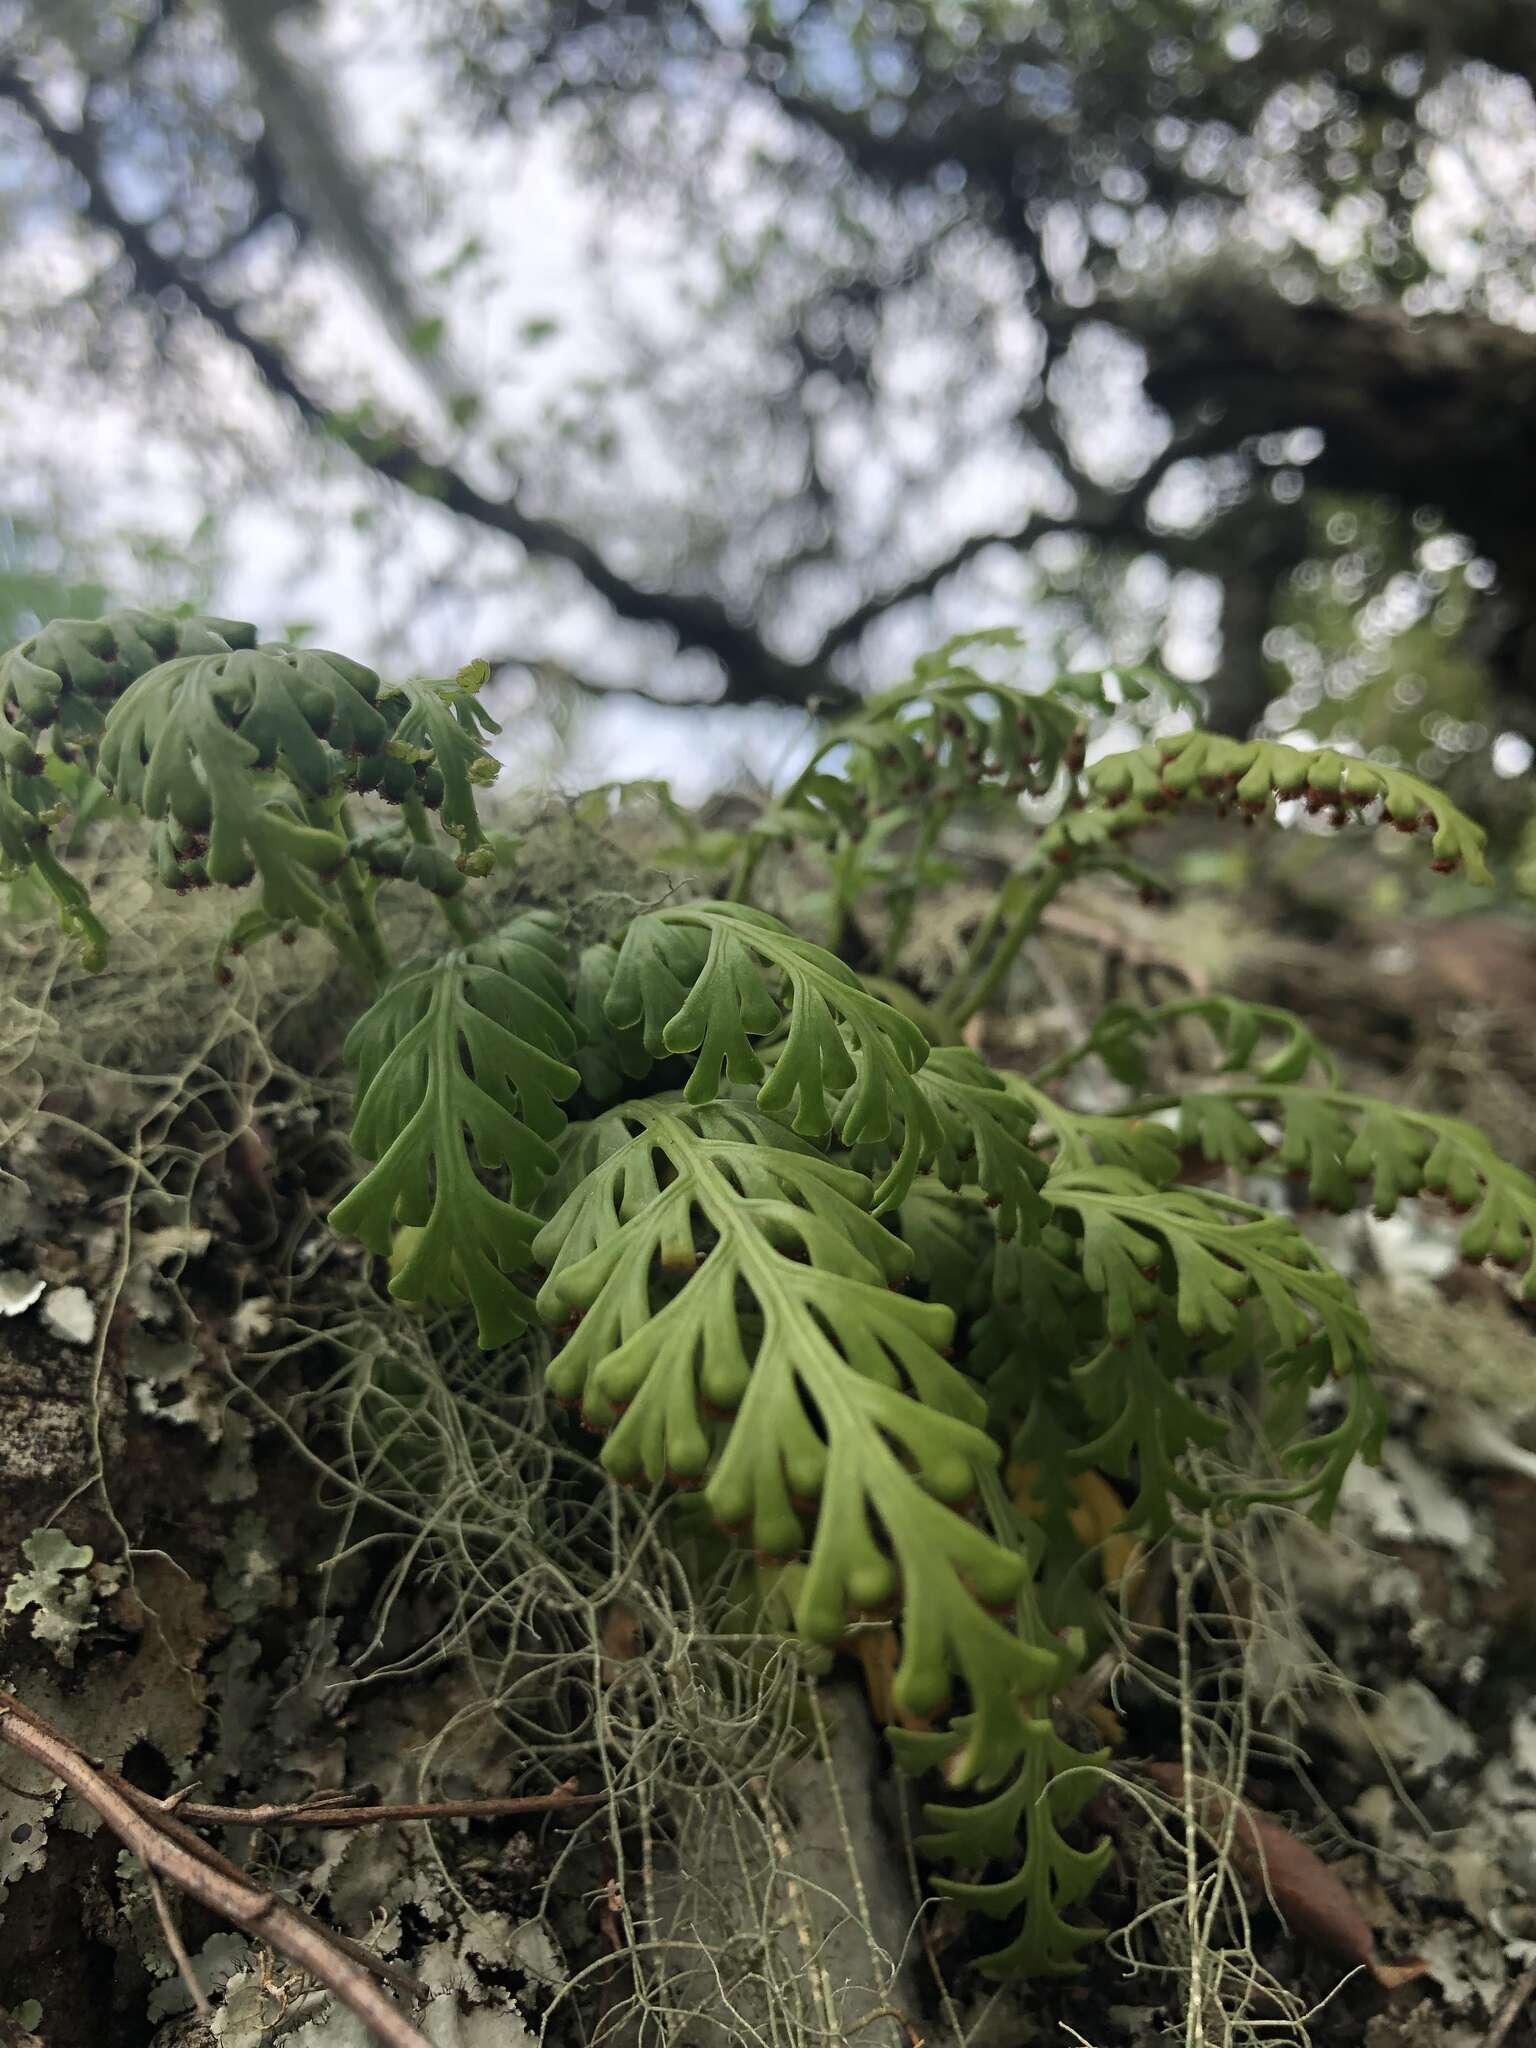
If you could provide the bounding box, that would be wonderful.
[571,941,653,1101]
[896,1180,997,1313]
[535,1094,1072,1771]
[1046,1163,1370,1367]
[372,667,500,871]
[346,824,469,900]
[1171,1085,1536,1295]
[892,1712,1110,1976]
[1064,995,1337,1091]
[1006,1075,1183,1181]
[96,645,392,918]
[605,902,939,1207]
[0,614,259,931]
[780,634,1185,829]
[1066,1320,1227,1537]
[888,1564,1122,1966]
[1043,730,1492,881]
[729,634,1189,915]
[0,609,257,746]
[329,911,581,1343]
[856,1046,1049,1240]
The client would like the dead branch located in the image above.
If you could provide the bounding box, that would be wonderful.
[0,1695,430,2048]
[159,1782,601,1830]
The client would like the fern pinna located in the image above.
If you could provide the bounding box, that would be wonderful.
[7,609,1532,1974]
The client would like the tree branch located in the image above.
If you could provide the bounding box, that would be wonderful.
[0,1695,429,2048]
[161,1783,601,1831]
[1121,275,1536,573]
[810,513,1090,664]
[0,61,858,719]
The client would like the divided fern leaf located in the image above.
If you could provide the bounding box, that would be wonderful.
[892,1714,1111,1976]
[1171,1083,1536,1295]
[1078,995,1337,1091]
[1046,1164,1371,1367]
[374,668,500,870]
[535,1094,1072,1771]
[330,910,581,1343]
[1043,730,1493,881]
[96,644,391,918]
[605,902,940,1206]
[869,1046,1049,1240]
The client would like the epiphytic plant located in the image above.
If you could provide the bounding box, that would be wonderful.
[6,609,1531,1974]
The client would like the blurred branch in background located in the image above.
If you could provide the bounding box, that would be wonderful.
[0,0,1533,814]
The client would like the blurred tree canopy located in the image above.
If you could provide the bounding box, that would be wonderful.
[2,0,1535,795]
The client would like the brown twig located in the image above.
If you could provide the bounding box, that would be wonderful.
[147,1867,210,2018]
[159,1783,601,1830]
[0,1696,429,2048]
[97,1766,423,2001]
[1487,1957,1536,2048]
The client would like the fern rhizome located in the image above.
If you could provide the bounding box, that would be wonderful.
[4,608,1531,1976]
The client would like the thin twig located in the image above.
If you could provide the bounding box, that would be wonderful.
[1487,1957,1536,2048]
[160,1783,600,1830]
[0,1697,430,2048]
[99,1768,423,2000]
[148,1868,210,2018]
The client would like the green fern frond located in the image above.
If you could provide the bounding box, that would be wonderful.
[605,902,939,1207]
[1172,1085,1536,1294]
[0,609,257,748]
[730,634,1189,908]
[891,1712,1110,1976]
[346,824,469,900]
[101,644,389,802]
[96,644,393,918]
[372,667,500,870]
[857,1046,1049,1240]
[535,1094,1072,1769]
[1067,1320,1226,1537]
[896,1180,996,1312]
[329,911,581,1343]
[1006,1075,1183,1181]
[571,941,654,1101]
[1043,730,1492,881]
[0,615,260,941]
[1066,995,1337,1091]
[1046,1164,1371,1367]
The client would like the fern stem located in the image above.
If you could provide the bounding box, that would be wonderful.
[943,868,1067,1031]
[880,805,945,973]
[824,834,862,953]
[314,797,392,988]
[401,796,480,944]
[30,840,110,970]
[726,835,763,904]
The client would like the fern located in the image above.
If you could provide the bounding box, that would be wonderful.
[728,631,1190,939]
[535,1095,1073,1771]
[606,901,940,1206]
[17,599,1536,1986]
[893,1708,1112,1976]
[372,664,500,871]
[329,912,581,1343]
[1043,730,1493,881]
